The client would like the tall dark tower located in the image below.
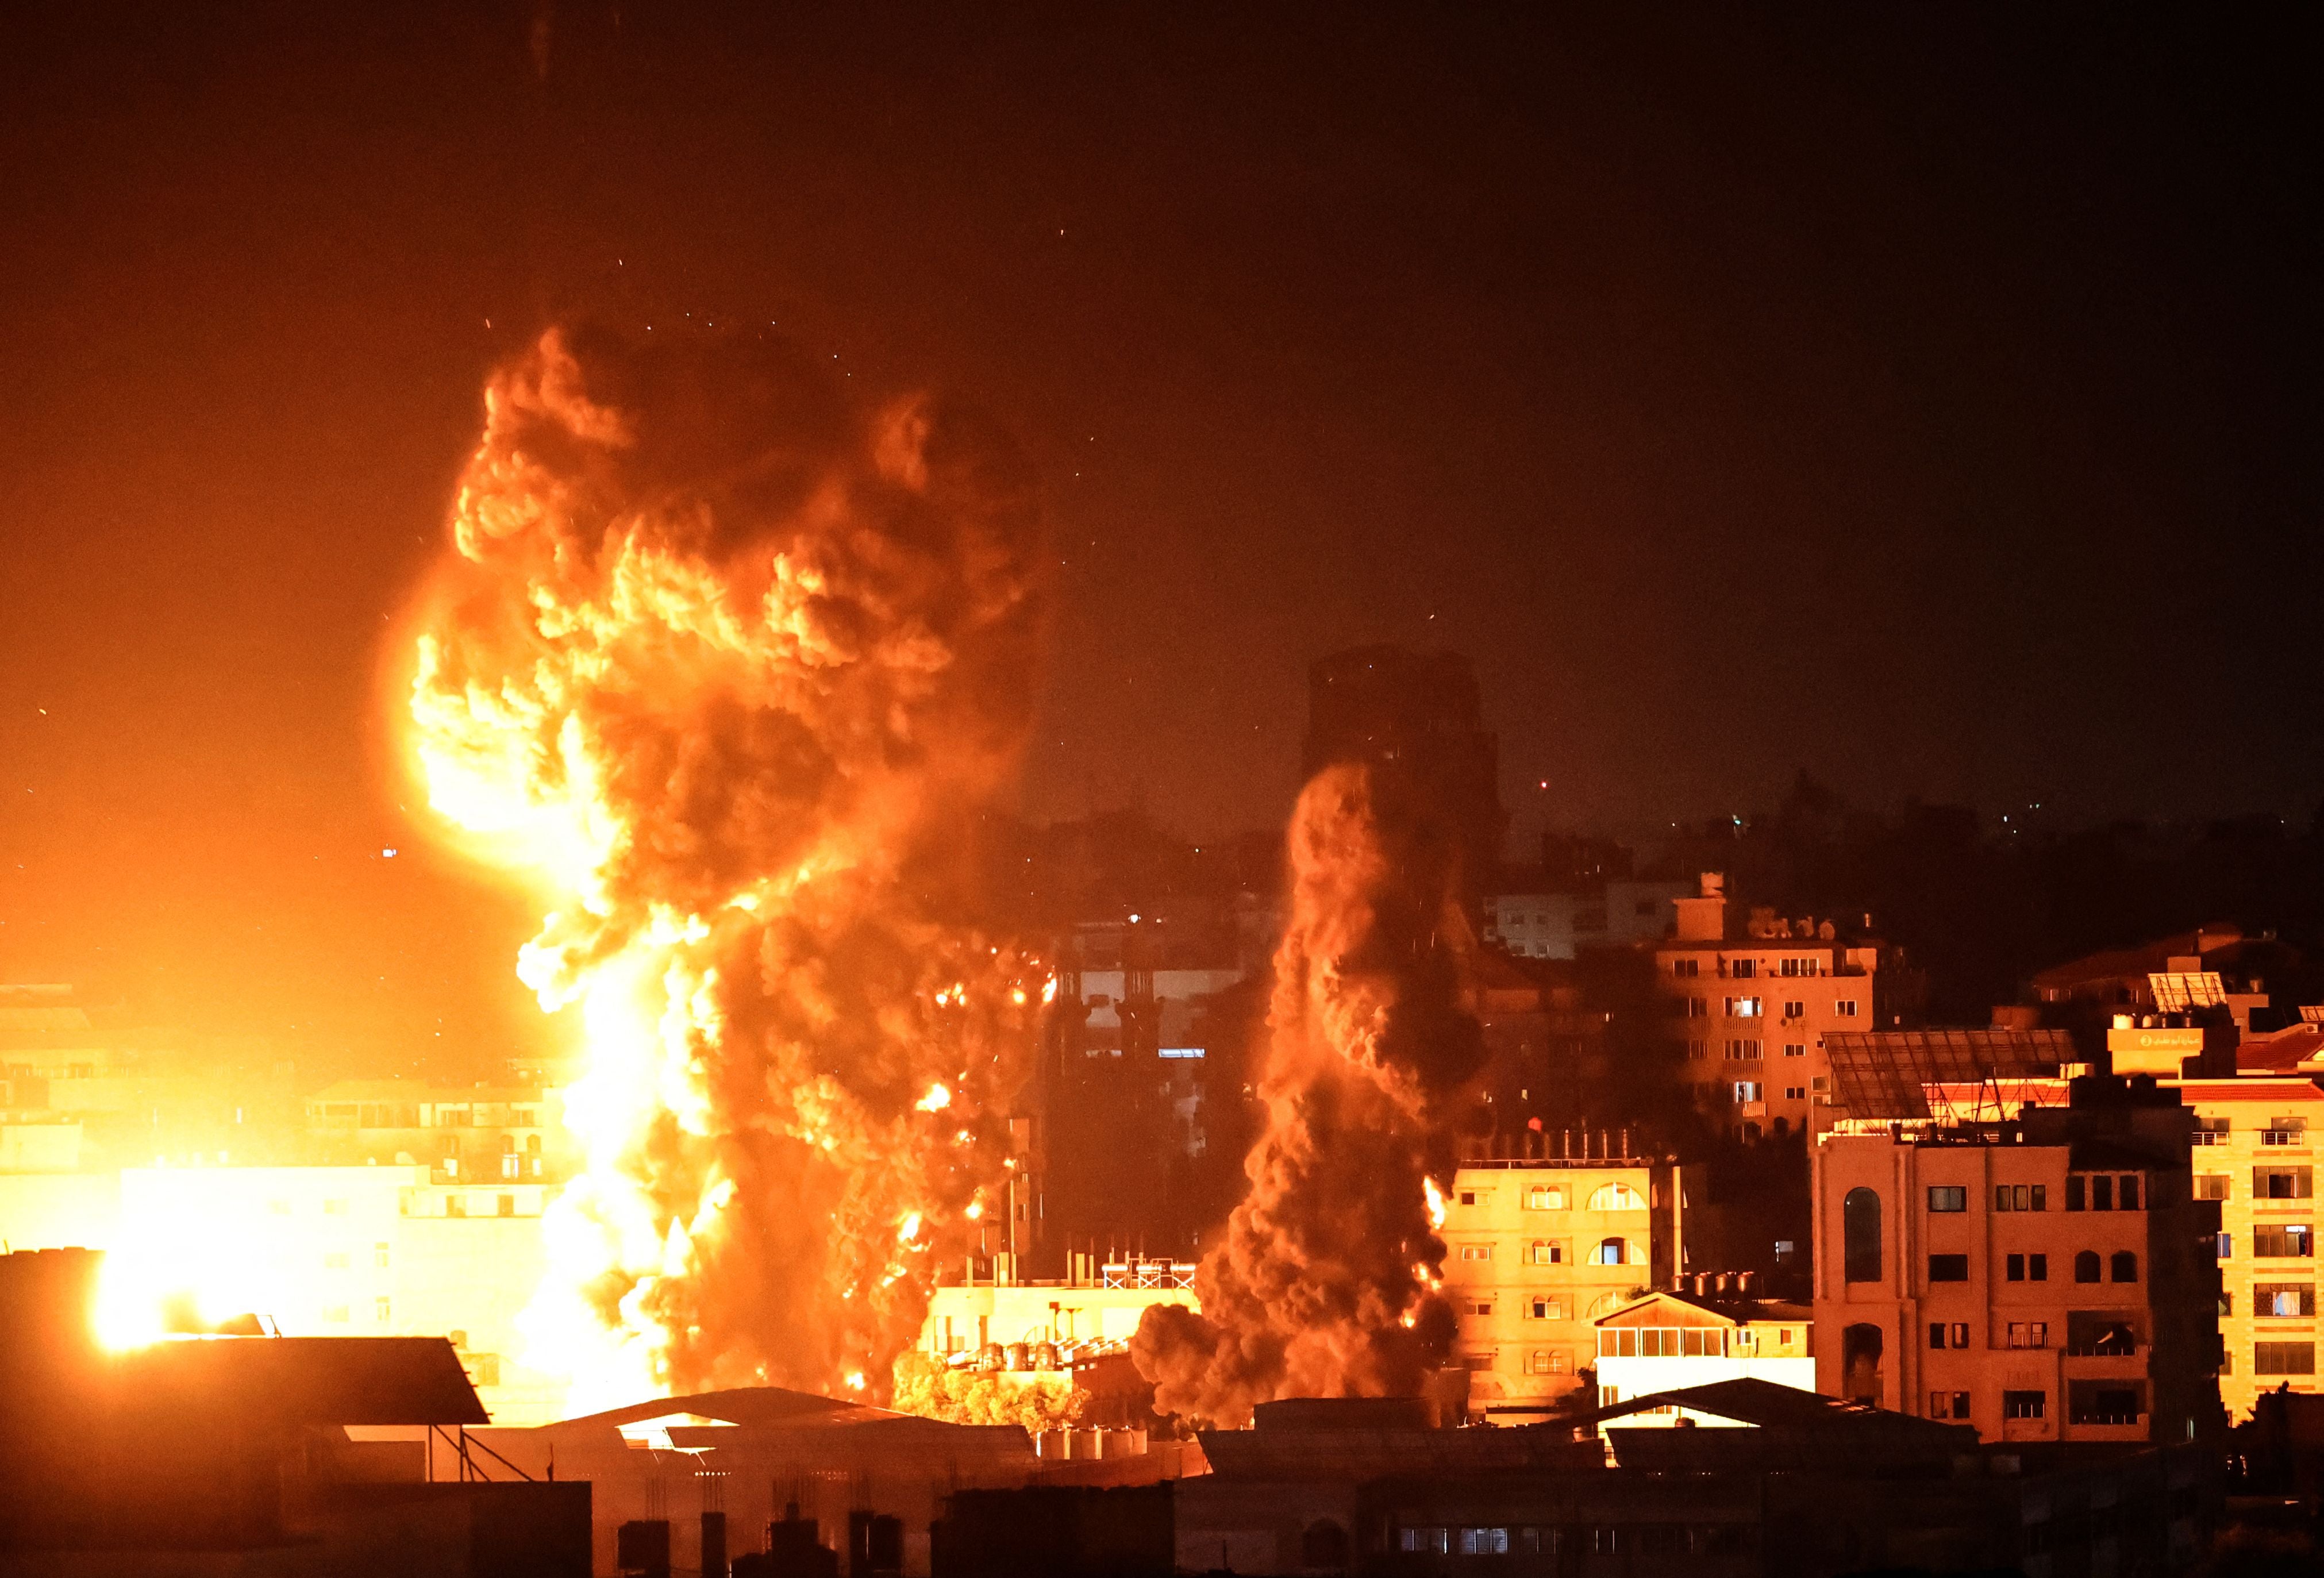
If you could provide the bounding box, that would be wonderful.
[1302,645,1506,905]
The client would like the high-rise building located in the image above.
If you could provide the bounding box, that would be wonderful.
[1300,646,1504,900]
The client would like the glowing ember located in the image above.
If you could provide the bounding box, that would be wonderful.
[402,328,1047,1411]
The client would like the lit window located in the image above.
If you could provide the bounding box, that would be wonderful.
[1460,1244,1494,1261]
[1587,1183,1642,1212]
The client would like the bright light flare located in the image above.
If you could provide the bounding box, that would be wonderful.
[1423,1176,1446,1230]
[915,1083,952,1113]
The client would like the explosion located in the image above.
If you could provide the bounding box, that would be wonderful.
[403,327,1046,1411]
[1130,762,1484,1425]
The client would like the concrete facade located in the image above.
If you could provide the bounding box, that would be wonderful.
[1654,875,1899,1142]
[1442,1150,1682,1412]
[2171,1074,2324,1421]
[1810,1079,2222,1447]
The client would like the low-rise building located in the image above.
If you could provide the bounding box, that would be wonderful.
[1441,1130,1684,1414]
[1591,1288,1814,1423]
[1810,1074,2223,1446]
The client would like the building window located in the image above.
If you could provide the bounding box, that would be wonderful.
[1784,1086,1806,1100]
[1527,1241,1565,1266]
[2195,1175,2229,1201]
[1730,959,1757,979]
[1928,1391,1971,1420]
[1844,1188,1883,1283]
[2066,1176,2086,1211]
[1591,1237,1633,1265]
[2007,1253,2025,1281]
[2075,1250,2101,1283]
[374,1242,390,1268]
[2254,1225,2315,1258]
[1686,1038,1709,1060]
[1994,1184,2045,1212]
[1587,1183,1644,1212]
[1399,1528,1452,1556]
[1927,1321,1971,1349]
[2120,1175,2141,1210]
[1527,1295,1565,1320]
[2216,1232,2234,1259]
[1927,1254,1969,1283]
[1725,1039,1764,1060]
[2256,1343,2318,1376]
[1927,1187,1967,1213]
[2254,1284,2316,1318]
[1733,1081,1763,1104]
[1468,1298,1494,1316]
[375,1297,391,1322]
[1460,1244,1494,1261]
[2254,1167,2315,1200]
[1686,997,1709,1018]
[2029,1253,2048,1281]
[1526,1186,1567,1210]
[2003,1390,2046,1420]
[1726,997,1762,1018]
[2091,1176,2114,1211]
[2110,1251,2138,1283]
[1672,958,1699,978]
[1782,1000,1804,1019]
[1784,1043,1806,1059]
[498,1194,517,1217]
[1836,999,1859,1017]
[2006,1322,2048,1349]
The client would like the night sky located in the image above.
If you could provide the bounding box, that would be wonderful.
[1,4,2314,1060]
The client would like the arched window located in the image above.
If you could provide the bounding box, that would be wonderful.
[1587,1292,1625,1318]
[2110,1250,2138,1283]
[1842,1188,1882,1282]
[1300,1520,1350,1569]
[1588,1183,1643,1212]
[1841,1323,1883,1406]
[526,1134,542,1154]
[1592,1237,1632,1265]
[2075,1250,2101,1283]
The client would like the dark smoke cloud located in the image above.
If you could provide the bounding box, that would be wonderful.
[1131,761,1484,1425]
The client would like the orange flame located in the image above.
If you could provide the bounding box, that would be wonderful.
[402,329,1046,1412]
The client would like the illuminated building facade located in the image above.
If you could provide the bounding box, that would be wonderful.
[1654,873,1905,1141]
[1590,1287,1815,1423]
[1810,1075,2222,1445]
[2168,1075,2324,1420]
[1440,1133,1684,1413]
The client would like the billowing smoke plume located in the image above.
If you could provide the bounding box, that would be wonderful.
[404,327,1048,1410]
[1130,762,1484,1425]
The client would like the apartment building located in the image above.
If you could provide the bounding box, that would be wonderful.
[1591,1285,1814,1424]
[2169,1075,2324,1419]
[1440,1131,1683,1415]
[1654,873,1903,1141]
[1811,1075,2222,1446]
[1482,880,1686,961]
[303,1079,567,1181]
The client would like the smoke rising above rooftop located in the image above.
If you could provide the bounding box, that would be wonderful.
[1132,760,1484,1425]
